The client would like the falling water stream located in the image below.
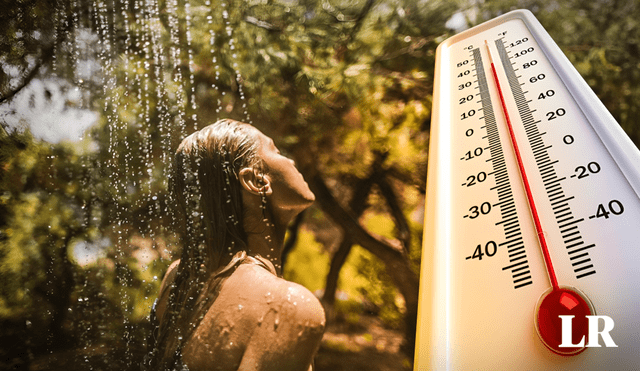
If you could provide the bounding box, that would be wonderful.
[2,0,251,369]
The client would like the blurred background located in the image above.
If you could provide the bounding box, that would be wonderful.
[2,0,640,369]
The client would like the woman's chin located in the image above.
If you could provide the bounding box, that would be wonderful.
[304,188,316,203]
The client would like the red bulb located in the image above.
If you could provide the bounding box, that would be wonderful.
[535,287,594,355]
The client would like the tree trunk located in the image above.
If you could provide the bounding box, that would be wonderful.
[322,238,354,309]
[36,230,77,351]
[321,154,382,309]
[308,172,420,358]
[281,211,305,268]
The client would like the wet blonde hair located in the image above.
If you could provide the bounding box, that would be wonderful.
[150,119,266,370]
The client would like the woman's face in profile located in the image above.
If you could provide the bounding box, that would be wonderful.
[253,129,315,210]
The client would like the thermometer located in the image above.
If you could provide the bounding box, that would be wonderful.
[416,9,640,370]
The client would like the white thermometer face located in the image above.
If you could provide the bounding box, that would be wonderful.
[416,10,640,370]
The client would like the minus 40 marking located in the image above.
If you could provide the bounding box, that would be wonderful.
[466,241,498,260]
[588,200,624,219]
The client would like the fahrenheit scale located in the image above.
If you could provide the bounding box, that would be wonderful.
[416,10,640,370]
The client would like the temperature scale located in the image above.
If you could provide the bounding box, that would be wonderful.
[416,9,640,370]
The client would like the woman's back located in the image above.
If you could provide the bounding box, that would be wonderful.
[156,255,325,371]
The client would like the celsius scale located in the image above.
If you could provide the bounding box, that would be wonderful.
[416,9,640,370]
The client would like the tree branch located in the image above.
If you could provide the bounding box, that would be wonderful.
[281,210,305,267]
[0,7,76,104]
[376,175,411,253]
[346,0,376,43]
[309,172,406,261]
[335,0,376,61]
[0,43,55,104]
[243,15,281,32]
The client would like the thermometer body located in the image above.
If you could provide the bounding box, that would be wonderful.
[416,10,640,370]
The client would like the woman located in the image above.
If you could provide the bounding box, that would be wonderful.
[145,119,325,371]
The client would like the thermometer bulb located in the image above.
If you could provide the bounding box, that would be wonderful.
[535,287,594,355]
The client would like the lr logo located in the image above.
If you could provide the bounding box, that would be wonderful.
[559,315,618,348]
[536,289,617,354]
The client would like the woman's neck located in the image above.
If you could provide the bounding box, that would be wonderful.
[243,201,300,275]
[244,220,283,273]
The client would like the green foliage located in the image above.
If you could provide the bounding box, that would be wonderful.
[1,131,78,316]
[282,228,331,293]
[0,123,175,368]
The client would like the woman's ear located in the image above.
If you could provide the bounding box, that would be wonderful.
[238,168,272,196]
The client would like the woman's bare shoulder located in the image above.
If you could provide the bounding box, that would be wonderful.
[225,263,326,371]
[223,262,325,326]
[184,261,325,371]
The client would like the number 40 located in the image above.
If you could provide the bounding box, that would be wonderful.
[467,241,497,260]
[593,200,624,219]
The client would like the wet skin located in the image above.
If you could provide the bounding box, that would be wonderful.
[156,128,325,371]
[157,259,325,371]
